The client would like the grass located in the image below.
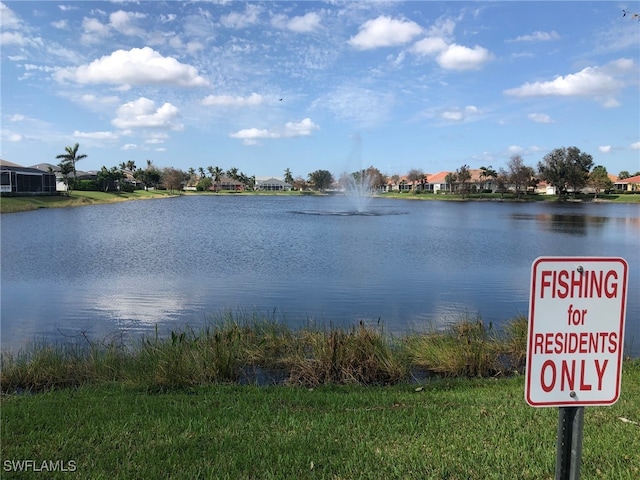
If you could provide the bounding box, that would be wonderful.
[1,362,638,479]
[1,315,529,393]
[381,191,640,203]
[4,189,638,214]
[0,190,177,213]
[1,317,639,478]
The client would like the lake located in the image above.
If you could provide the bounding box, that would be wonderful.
[1,195,639,355]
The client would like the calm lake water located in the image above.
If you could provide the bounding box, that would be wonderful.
[1,195,639,355]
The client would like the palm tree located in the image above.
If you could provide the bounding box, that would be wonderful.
[479,165,497,191]
[444,172,457,194]
[227,167,239,180]
[210,166,224,191]
[58,160,74,194]
[284,168,294,185]
[56,143,87,188]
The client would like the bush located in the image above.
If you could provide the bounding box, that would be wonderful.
[74,180,99,191]
[119,182,135,193]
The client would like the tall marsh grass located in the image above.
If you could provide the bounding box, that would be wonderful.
[1,314,530,393]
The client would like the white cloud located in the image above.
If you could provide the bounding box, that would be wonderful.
[436,44,493,71]
[289,13,321,33]
[221,4,261,29]
[272,12,322,33]
[283,118,318,137]
[349,16,422,50]
[81,17,110,43]
[229,118,319,145]
[440,105,480,122]
[508,145,524,154]
[73,130,118,140]
[54,47,209,87]
[10,114,25,122]
[109,10,146,36]
[1,31,43,47]
[598,145,612,153]
[121,143,137,150]
[630,142,640,150]
[412,37,448,56]
[80,94,120,105]
[313,85,395,128]
[112,97,183,130]
[5,132,23,142]
[0,3,22,30]
[201,93,264,107]
[441,110,464,122]
[51,20,68,29]
[504,60,634,106]
[528,113,553,124]
[510,30,560,42]
[144,133,169,144]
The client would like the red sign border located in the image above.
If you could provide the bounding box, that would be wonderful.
[525,256,628,407]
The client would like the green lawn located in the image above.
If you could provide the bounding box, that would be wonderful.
[381,191,640,203]
[2,361,639,479]
[4,190,638,214]
[0,190,177,213]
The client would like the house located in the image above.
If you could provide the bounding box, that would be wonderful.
[534,181,556,195]
[255,177,292,191]
[213,176,244,191]
[424,169,497,193]
[31,163,99,192]
[385,175,427,192]
[614,175,640,192]
[1,159,57,195]
[426,171,451,193]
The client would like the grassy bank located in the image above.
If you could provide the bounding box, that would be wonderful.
[381,191,640,203]
[0,190,177,214]
[2,318,639,478]
[1,316,527,393]
[4,189,638,214]
[2,362,638,479]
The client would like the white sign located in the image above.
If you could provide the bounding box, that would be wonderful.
[525,257,628,407]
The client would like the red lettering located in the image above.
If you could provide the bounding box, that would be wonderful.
[561,360,575,391]
[608,332,618,353]
[589,270,603,297]
[541,270,553,298]
[579,332,588,354]
[557,270,569,298]
[579,360,592,391]
[544,333,553,354]
[533,333,544,354]
[595,359,608,390]
[541,360,556,392]
[605,270,618,298]
[554,332,564,354]
[570,270,584,298]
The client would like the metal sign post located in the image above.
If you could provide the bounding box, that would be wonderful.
[525,257,629,480]
[555,406,584,480]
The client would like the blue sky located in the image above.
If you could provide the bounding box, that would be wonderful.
[1,1,639,179]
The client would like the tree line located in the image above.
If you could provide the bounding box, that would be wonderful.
[55,143,637,197]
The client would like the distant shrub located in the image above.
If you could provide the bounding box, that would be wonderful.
[74,180,99,191]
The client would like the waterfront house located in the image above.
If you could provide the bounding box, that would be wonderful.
[255,177,292,191]
[1,159,57,195]
[614,175,640,192]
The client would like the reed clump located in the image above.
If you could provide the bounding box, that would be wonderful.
[1,314,532,393]
[286,322,406,386]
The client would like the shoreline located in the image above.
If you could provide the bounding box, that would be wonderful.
[2,189,639,213]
